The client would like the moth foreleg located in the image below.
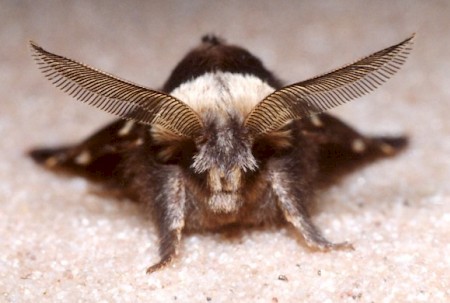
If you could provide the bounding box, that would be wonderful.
[146,173,186,274]
[271,171,352,251]
[146,228,183,274]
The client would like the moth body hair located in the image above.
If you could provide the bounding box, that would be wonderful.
[171,71,276,125]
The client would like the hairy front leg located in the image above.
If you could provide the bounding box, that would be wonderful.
[271,171,352,251]
[146,172,186,274]
[146,229,183,274]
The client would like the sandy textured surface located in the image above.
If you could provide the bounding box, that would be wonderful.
[1,1,449,302]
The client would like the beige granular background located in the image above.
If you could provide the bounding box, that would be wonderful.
[1,1,449,302]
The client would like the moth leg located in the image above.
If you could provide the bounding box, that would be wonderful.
[146,228,183,274]
[271,171,353,251]
[146,172,186,274]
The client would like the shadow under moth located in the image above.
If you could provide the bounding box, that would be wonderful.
[29,34,413,273]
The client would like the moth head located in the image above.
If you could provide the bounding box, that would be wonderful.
[189,117,256,202]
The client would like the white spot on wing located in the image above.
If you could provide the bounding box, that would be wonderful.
[134,138,144,146]
[118,120,135,137]
[74,150,92,165]
[45,156,59,167]
[380,143,395,155]
[352,139,366,153]
[310,115,323,127]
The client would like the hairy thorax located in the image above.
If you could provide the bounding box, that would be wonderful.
[171,71,275,123]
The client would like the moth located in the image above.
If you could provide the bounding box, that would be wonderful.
[29,34,413,273]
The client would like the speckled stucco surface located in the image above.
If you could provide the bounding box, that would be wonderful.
[1,1,449,302]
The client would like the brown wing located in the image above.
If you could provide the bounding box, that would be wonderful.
[28,119,144,183]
